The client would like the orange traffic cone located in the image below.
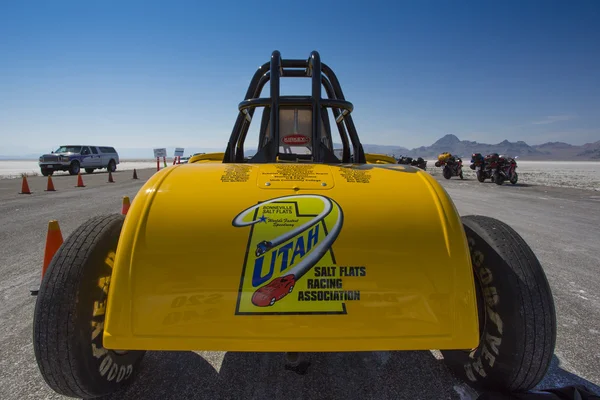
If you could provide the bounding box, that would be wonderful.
[20,175,31,194]
[121,196,130,215]
[132,169,138,179]
[108,171,114,183]
[75,172,85,187]
[42,220,63,279]
[45,175,56,191]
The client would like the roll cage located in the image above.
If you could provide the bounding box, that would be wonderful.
[223,50,367,164]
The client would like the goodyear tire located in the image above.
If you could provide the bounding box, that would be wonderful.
[441,215,556,392]
[33,214,145,398]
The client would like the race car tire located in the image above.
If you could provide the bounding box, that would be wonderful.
[33,214,145,398]
[441,215,556,392]
[443,166,452,179]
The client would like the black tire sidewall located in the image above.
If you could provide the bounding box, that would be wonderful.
[442,217,525,391]
[73,216,144,395]
[33,215,145,397]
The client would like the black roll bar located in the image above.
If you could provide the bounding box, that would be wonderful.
[223,50,365,164]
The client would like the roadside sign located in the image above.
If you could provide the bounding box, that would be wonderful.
[174,147,185,157]
[153,148,167,158]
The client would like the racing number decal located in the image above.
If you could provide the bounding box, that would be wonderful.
[233,194,365,315]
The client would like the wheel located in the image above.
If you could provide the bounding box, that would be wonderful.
[69,161,80,175]
[40,168,53,177]
[510,172,518,185]
[443,166,452,179]
[33,214,145,398]
[85,168,95,174]
[476,171,485,183]
[441,215,556,392]
[107,160,117,173]
[459,170,464,180]
[494,172,505,185]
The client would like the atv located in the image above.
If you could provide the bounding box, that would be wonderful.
[32,51,556,398]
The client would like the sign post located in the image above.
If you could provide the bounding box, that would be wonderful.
[153,148,167,171]
[174,147,184,165]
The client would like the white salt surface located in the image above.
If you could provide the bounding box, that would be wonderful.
[428,160,600,191]
[2,159,599,191]
[0,160,157,179]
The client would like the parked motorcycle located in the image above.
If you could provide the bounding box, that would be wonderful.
[471,153,493,182]
[398,156,427,170]
[436,153,463,179]
[494,155,518,185]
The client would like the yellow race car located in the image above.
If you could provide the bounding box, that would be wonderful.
[32,51,556,398]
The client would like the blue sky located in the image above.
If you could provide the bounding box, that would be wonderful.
[1,0,599,156]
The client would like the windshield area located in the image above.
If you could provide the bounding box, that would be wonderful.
[55,146,82,154]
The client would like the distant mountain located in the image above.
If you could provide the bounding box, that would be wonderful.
[389,134,600,161]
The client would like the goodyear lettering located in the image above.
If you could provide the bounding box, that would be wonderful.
[104,251,116,269]
[464,364,477,382]
[107,363,119,381]
[463,234,506,383]
[91,321,103,340]
[481,343,496,367]
[93,300,106,317]
[99,355,112,376]
[92,343,108,359]
[98,276,110,294]
[485,333,501,354]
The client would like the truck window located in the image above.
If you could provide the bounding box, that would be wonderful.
[90,147,98,154]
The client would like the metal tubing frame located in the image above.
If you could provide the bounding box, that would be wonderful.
[223,50,365,164]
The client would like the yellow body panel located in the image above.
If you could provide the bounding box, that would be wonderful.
[103,162,479,352]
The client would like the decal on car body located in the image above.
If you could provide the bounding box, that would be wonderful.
[233,194,365,315]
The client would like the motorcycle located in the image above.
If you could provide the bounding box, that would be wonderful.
[436,153,463,179]
[397,156,427,170]
[494,156,518,185]
[471,153,493,183]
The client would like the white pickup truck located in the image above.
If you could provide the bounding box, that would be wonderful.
[38,145,120,176]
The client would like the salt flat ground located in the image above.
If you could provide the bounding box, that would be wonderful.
[2,160,600,192]
[0,160,158,179]
[0,167,598,400]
